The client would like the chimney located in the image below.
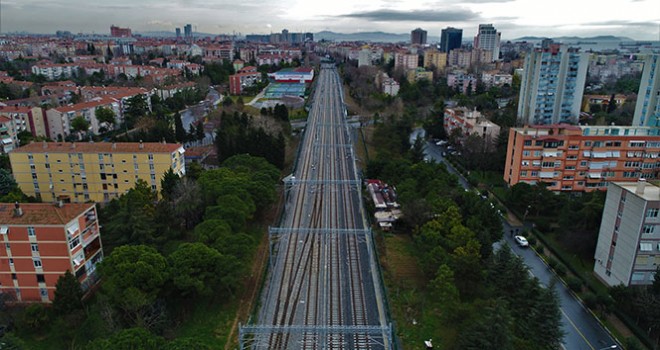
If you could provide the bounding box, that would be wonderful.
[13,201,23,217]
[139,140,144,150]
[636,178,647,195]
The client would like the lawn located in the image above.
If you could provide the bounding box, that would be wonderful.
[173,297,241,349]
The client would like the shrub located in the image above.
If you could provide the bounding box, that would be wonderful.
[566,276,583,293]
[582,292,598,309]
[527,235,537,246]
[546,256,558,269]
[554,263,567,277]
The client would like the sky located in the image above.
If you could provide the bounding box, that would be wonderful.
[1,0,659,40]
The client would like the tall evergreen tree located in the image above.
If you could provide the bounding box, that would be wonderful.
[52,270,83,315]
[174,112,186,142]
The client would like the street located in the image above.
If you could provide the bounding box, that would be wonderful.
[422,136,619,350]
[180,87,221,146]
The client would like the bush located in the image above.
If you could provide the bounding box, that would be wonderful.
[625,336,644,350]
[566,276,583,293]
[582,292,598,309]
[527,235,537,246]
[554,263,567,277]
[546,256,558,269]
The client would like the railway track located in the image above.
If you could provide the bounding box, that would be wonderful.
[241,64,392,350]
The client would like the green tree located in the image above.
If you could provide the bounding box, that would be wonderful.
[124,94,149,128]
[95,107,116,127]
[0,333,26,350]
[160,168,180,200]
[102,180,157,248]
[173,112,186,142]
[458,300,514,350]
[98,245,168,325]
[409,135,426,163]
[52,270,83,315]
[171,178,202,229]
[71,116,90,133]
[0,169,17,196]
[168,243,226,297]
[195,121,205,141]
[164,337,212,350]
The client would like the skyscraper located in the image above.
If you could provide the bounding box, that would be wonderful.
[184,24,193,41]
[411,28,427,45]
[517,42,589,125]
[633,54,660,127]
[175,27,181,39]
[440,27,462,53]
[474,24,501,61]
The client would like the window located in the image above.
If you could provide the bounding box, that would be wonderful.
[69,236,81,250]
[31,243,38,252]
[647,208,659,218]
[632,272,645,281]
[584,141,592,147]
[11,273,16,280]
[521,160,530,166]
[580,161,588,167]
[9,258,13,266]
[4,243,9,249]
[640,242,654,251]
[524,140,531,146]
[644,225,656,234]
[40,288,48,297]
[523,150,531,156]
[33,258,42,268]
[36,274,45,283]
[520,171,527,177]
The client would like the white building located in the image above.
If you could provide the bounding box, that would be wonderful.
[474,24,501,62]
[382,78,400,96]
[594,180,660,287]
[633,54,660,127]
[31,63,80,80]
[358,49,372,67]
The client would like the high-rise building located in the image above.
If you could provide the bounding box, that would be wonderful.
[175,27,181,39]
[517,43,589,125]
[358,49,372,67]
[633,54,660,127]
[473,24,500,61]
[184,24,193,41]
[503,124,660,192]
[594,180,660,287]
[110,25,132,38]
[9,142,185,203]
[0,202,102,302]
[440,27,462,53]
[411,28,427,45]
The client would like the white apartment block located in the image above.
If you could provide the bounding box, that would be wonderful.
[594,180,660,287]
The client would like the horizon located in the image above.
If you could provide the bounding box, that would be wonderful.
[1,0,658,41]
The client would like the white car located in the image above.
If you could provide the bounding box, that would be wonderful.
[435,140,448,146]
[514,235,529,247]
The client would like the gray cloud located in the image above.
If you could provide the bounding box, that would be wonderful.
[581,20,660,28]
[340,9,480,22]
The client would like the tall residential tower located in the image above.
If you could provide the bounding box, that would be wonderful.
[633,54,660,127]
[440,27,462,53]
[517,42,589,125]
[411,28,428,45]
[474,24,500,61]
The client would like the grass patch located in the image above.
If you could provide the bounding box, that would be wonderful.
[173,297,241,349]
[378,233,457,349]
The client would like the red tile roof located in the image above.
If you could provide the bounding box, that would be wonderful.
[12,141,182,154]
[0,203,94,226]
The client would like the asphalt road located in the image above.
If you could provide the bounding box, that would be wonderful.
[422,137,619,350]
[180,87,220,146]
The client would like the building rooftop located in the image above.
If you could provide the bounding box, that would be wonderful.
[615,181,660,202]
[0,203,94,226]
[11,141,183,154]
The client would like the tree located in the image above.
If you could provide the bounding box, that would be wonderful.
[71,116,90,133]
[173,112,186,142]
[607,93,618,113]
[160,168,180,200]
[458,300,514,350]
[409,135,426,163]
[164,337,212,350]
[195,121,205,141]
[95,107,116,128]
[124,94,149,128]
[52,270,83,315]
[171,178,202,229]
[0,169,17,196]
[168,243,226,297]
[98,245,168,326]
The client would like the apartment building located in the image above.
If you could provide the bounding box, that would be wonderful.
[229,71,261,95]
[423,50,447,73]
[473,24,501,62]
[517,42,589,125]
[9,141,185,203]
[394,52,419,70]
[633,54,660,127]
[447,71,477,95]
[31,63,80,80]
[0,202,102,302]
[444,107,501,144]
[594,180,660,287]
[504,124,660,192]
[46,97,121,138]
[0,106,48,149]
[411,28,428,45]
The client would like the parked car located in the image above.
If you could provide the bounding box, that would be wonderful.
[514,235,529,247]
[436,140,449,146]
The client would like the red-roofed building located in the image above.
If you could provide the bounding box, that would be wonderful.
[45,97,121,138]
[0,106,49,148]
[229,71,261,95]
[0,202,103,302]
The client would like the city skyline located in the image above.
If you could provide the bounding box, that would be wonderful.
[1,0,658,40]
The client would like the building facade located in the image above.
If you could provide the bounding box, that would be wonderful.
[0,202,102,302]
[110,25,132,37]
[444,107,501,144]
[423,50,447,72]
[394,52,419,70]
[517,43,589,125]
[440,27,462,53]
[594,180,660,287]
[411,28,428,45]
[9,142,185,203]
[45,97,121,139]
[633,54,660,127]
[504,124,660,192]
[474,24,501,62]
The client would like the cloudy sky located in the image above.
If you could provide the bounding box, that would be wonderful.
[1,0,659,40]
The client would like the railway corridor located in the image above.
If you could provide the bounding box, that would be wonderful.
[240,64,392,349]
